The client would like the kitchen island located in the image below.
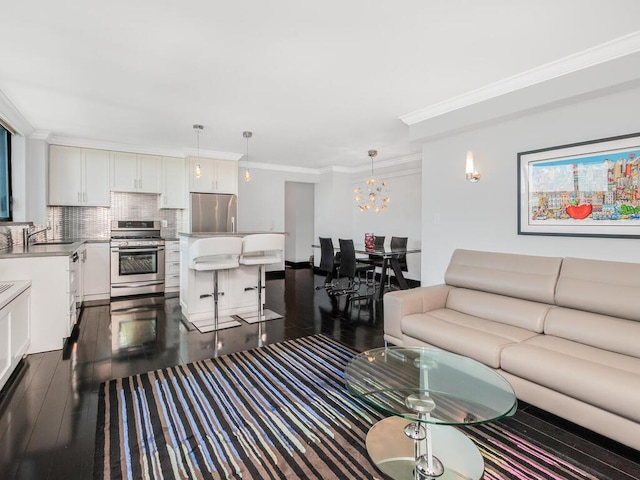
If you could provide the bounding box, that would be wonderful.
[179,232,285,325]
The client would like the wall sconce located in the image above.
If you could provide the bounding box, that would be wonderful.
[465,151,481,182]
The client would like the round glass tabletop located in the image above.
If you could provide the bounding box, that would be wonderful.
[345,347,517,425]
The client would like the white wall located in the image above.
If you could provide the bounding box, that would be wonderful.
[421,83,640,286]
[284,181,314,263]
[351,160,422,280]
[238,167,318,271]
[26,137,48,225]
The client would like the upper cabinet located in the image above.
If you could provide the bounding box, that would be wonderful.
[160,156,186,209]
[188,156,238,194]
[49,146,110,206]
[111,152,161,193]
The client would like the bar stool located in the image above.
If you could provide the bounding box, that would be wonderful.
[188,236,243,331]
[238,233,285,323]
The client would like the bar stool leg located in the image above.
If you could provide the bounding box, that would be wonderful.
[195,269,240,332]
[239,264,283,323]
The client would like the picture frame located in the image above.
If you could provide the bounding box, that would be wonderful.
[518,132,640,238]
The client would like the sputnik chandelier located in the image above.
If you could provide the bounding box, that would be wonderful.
[354,149,390,213]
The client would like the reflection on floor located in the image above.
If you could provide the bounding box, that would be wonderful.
[0,267,638,479]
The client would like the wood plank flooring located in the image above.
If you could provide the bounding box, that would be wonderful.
[0,267,638,479]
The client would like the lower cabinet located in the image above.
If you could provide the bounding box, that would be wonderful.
[165,241,180,293]
[0,283,31,392]
[82,242,111,302]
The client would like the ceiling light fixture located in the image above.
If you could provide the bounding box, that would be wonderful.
[243,131,252,182]
[354,149,390,213]
[193,124,203,178]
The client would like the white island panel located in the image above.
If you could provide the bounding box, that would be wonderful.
[179,234,268,323]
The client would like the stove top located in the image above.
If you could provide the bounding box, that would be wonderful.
[110,220,162,241]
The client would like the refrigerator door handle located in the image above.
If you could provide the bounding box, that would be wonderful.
[231,216,235,233]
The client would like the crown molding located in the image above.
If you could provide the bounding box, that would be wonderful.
[0,89,33,136]
[245,161,320,175]
[184,148,242,161]
[49,136,242,160]
[400,30,640,126]
[29,130,52,141]
[351,152,422,173]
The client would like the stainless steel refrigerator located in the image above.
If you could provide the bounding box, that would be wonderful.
[190,193,238,233]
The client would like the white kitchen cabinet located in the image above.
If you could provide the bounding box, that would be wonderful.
[160,156,186,209]
[111,152,162,193]
[48,146,110,206]
[164,240,180,293]
[0,282,31,393]
[188,156,238,194]
[82,242,110,302]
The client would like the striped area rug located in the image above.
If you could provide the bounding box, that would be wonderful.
[94,335,601,479]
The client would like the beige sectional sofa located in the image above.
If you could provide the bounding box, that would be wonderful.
[384,249,640,450]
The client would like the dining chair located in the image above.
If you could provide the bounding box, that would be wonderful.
[337,238,375,297]
[316,237,340,291]
[389,236,408,289]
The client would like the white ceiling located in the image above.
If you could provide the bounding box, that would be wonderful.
[2,1,640,169]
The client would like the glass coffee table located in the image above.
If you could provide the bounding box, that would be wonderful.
[345,347,517,479]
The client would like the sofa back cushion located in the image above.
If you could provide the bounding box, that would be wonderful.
[545,307,640,358]
[445,249,562,304]
[556,257,640,321]
[446,289,551,332]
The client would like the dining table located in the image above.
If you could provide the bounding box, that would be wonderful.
[355,245,421,300]
[313,243,421,300]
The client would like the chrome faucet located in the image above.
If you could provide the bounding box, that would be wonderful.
[23,225,51,247]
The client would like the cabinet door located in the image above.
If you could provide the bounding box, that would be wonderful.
[137,154,162,193]
[83,243,111,299]
[82,149,111,206]
[49,145,83,205]
[11,290,30,362]
[110,151,138,192]
[213,159,238,194]
[189,156,216,193]
[161,157,186,208]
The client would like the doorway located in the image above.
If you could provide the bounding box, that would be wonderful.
[284,182,314,266]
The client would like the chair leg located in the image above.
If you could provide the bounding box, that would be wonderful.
[238,264,284,323]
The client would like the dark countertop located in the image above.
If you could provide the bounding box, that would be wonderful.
[178,231,287,238]
[0,239,108,258]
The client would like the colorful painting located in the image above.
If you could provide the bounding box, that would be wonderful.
[518,132,640,238]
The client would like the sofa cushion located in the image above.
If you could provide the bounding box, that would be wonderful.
[444,249,562,304]
[545,307,640,358]
[501,335,640,423]
[446,288,551,333]
[401,309,539,368]
[556,257,640,321]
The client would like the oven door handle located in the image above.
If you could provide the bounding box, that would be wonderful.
[111,247,165,253]
[111,281,165,288]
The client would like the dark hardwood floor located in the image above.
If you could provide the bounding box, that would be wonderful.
[0,267,638,479]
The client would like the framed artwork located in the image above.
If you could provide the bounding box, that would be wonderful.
[518,132,640,238]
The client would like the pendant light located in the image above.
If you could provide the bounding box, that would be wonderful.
[193,124,203,178]
[354,149,390,213]
[243,131,252,182]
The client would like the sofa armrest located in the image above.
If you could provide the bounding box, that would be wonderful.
[384,285,454,342]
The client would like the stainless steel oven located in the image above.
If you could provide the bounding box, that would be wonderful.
[110,220,165,297]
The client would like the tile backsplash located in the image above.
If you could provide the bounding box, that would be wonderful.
[47,192,184,240]
[0,193,184,249]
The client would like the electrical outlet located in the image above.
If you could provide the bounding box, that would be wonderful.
[161,220,168,227]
